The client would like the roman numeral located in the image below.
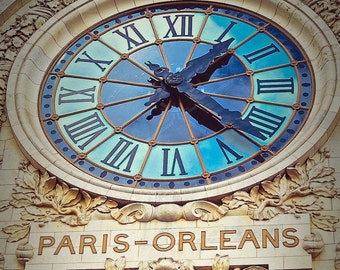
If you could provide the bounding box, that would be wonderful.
[75,51,113,72]
[256,78,294,94]
[58,86,96,104]
[63,112,107,150]
[161,148,188,177]
[243,43,280,64]
[214,21,237,42]
[112,23,149,50]
[101,137,139,173]
[244,107,286,139]
[163,14,194,38]
[216,139,243,164]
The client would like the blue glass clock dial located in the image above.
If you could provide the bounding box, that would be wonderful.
[39,3,313,190]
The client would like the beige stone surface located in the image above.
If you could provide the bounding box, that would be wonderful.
[0,0,339,269]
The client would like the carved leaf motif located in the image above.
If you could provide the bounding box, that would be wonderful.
[293,195,318,207]
[87,196,107,210]
[221,149,339,231]
[81,190,92,208]
[261,174,288,198]
[61,188,80,207]
[41,175,57,195]
[2,223,30,242]
[25,205,46,216]
[233,191,255,203]
[249,206,284,220]
[10,198,31,208]
[0,200,10,211]
[60,214,90,226]
[311,185,336,197]
[91,199,117,214]
[312,213,339,232]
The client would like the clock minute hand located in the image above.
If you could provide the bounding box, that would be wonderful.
[185,86,266,139]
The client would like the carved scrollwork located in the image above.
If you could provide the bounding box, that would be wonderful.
[222,149,340,232]
[105,256,126,270]
[111,201,228,224]
[212,254,230,270]
[302,0,340,41]
[1,149,339,243]
[302,230,325,258]
[335,242,340,270]
[0,0,76,128]
[138,258,194,270]
[1,161,117,242]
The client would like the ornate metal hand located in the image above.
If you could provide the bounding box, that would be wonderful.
[145,38,266,139]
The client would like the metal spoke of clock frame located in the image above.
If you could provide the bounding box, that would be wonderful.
[228,23,271,51]
[133,98,173,186]
[46,93,155,121]
[145,8,171,70]
[71,99,171,162]
[97,38,158,79]
[177,97,211,185]
[182,5,212,69]
[204,92,302,110]
[104,78,158,88]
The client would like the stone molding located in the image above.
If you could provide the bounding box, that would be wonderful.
[336,241,340,270]
[302,230,325,258]
[104,255,268,270]
[302,0,340,40]
[1,148,338,243]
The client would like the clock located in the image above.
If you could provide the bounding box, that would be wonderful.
[8,1,319,204]
[38,2,313,197]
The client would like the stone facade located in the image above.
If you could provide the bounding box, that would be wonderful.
[0,0,339,269]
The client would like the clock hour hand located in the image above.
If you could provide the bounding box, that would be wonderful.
[190,51,233,85]
[179,38,235,83]
[144,81,170,106]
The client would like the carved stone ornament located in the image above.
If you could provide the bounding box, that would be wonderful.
[212,254,230,270]
[0,148,339,244]
[15,243,34,264]
[0,253,4,270]
[0,0,76,128]
[336,241,340,270]
[105,256,126,270]
[302,0,340,39]
[138,258,194,270]
[104,255,267,270]
[302,230,325,258]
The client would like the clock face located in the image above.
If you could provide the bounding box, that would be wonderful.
[39,2,313,191]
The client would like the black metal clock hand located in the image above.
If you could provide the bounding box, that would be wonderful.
[145,38,235,106]
[178,38,235,84]
[187,86,266,139]
[145,40,267,140]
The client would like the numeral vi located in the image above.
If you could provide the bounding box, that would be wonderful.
[161,148,188,176]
